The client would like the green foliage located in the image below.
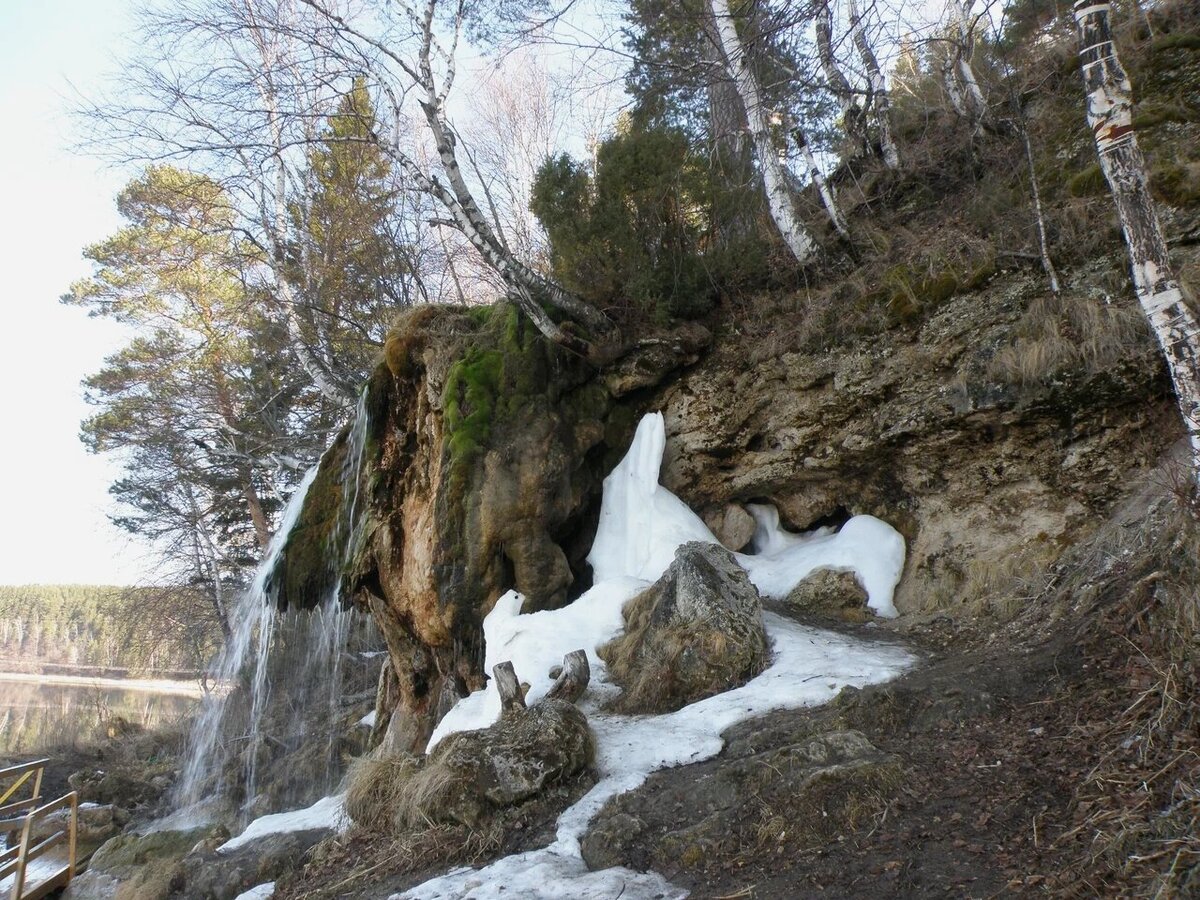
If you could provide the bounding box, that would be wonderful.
[532,124,727,323]
[288,78,413,380]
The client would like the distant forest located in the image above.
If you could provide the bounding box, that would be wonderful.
[0,585,219,676]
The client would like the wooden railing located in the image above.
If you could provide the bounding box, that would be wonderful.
[0,760,77,900]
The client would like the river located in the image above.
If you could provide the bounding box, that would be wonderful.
[0,674,201,755]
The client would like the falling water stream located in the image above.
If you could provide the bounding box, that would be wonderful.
[173,392,381,822]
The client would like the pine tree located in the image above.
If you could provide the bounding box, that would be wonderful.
[289,78,415,387]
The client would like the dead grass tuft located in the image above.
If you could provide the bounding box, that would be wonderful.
[1051,509,1200,897]
[343,752,422,832]
[986,291,1150,391]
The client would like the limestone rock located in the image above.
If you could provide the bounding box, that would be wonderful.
[602,322,711,397]
[702,503,756,551]
[785,568,870,617]
[599,542,768,713]
[348,699,595,831]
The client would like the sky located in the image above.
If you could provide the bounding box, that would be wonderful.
[0,0,155,585]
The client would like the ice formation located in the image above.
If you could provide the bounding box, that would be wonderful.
[399,412,915,898]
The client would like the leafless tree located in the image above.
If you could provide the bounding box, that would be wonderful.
[289,0,618,360]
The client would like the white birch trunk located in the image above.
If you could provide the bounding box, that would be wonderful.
[848,0,900,169]
[816,1,869,159]
[794,127,850,240]
[710,0,818,264]
[1075,0,1200,483]
[953,0,990,126]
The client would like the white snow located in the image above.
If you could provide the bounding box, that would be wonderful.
[234,884,276,900]
[589,412,906,617]
[359,710,377,728]
[398,412,916,899]
[216,793,346,854]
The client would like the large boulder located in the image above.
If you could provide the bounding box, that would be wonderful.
[599,542,769,713]
[346,699,595,831]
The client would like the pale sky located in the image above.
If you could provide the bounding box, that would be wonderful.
[0,0,155,585]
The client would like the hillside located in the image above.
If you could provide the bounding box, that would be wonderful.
[0,584,218,677]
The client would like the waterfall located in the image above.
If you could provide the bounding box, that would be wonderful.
[173,392,381,822]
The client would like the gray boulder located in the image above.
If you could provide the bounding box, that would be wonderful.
[785,568,870,619]
[599,541,768,713]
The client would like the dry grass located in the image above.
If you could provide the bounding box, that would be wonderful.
[987,290,1151,391]
[599,585,767,714]
[1050,509,1200,897]
[343,752,422,832]
[275,821,504,900]
[929,538,1064,621]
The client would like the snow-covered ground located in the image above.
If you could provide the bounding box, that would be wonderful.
[221,412,916,899]
[233,883,276,900]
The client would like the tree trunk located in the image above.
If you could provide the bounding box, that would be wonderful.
[794,127,850,240]
[848,0,900,169]
[816,0,869,159]
[952,0,990,127]
[710,0,818,264]
[1074,0,1200,484]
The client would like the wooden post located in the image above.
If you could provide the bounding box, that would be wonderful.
[544,650,591,704]
[493,661,526,714]
[1074,1,1200,489]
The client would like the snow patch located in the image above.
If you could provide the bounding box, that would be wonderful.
[234,884,276,900]
[359,710,377,728]
[217,794,346,854]
[588,412,905,617]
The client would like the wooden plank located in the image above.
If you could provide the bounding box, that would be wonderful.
[66,793,77,880]
[0,773,32,808]
[0,797,42,820]
[20,833,64,866]
[14,867,69,900]
[0,762,49,783]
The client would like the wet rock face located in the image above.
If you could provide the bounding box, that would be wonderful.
[599,542,768,714]
[276,305,709,754]
[580,729,899,874]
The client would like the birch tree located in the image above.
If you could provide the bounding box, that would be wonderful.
[295,0,616,360]
[1074,0,1200,485]
[815,0,869,159]
[847,0,900,169]
[709,0,818,263]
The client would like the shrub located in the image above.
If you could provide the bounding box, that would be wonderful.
[531,123,772,324]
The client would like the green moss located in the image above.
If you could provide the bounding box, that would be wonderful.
[271,443,347,609]
[1068,164,1108,197]
[1133,102,1195,130]
[879,256,993,322]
